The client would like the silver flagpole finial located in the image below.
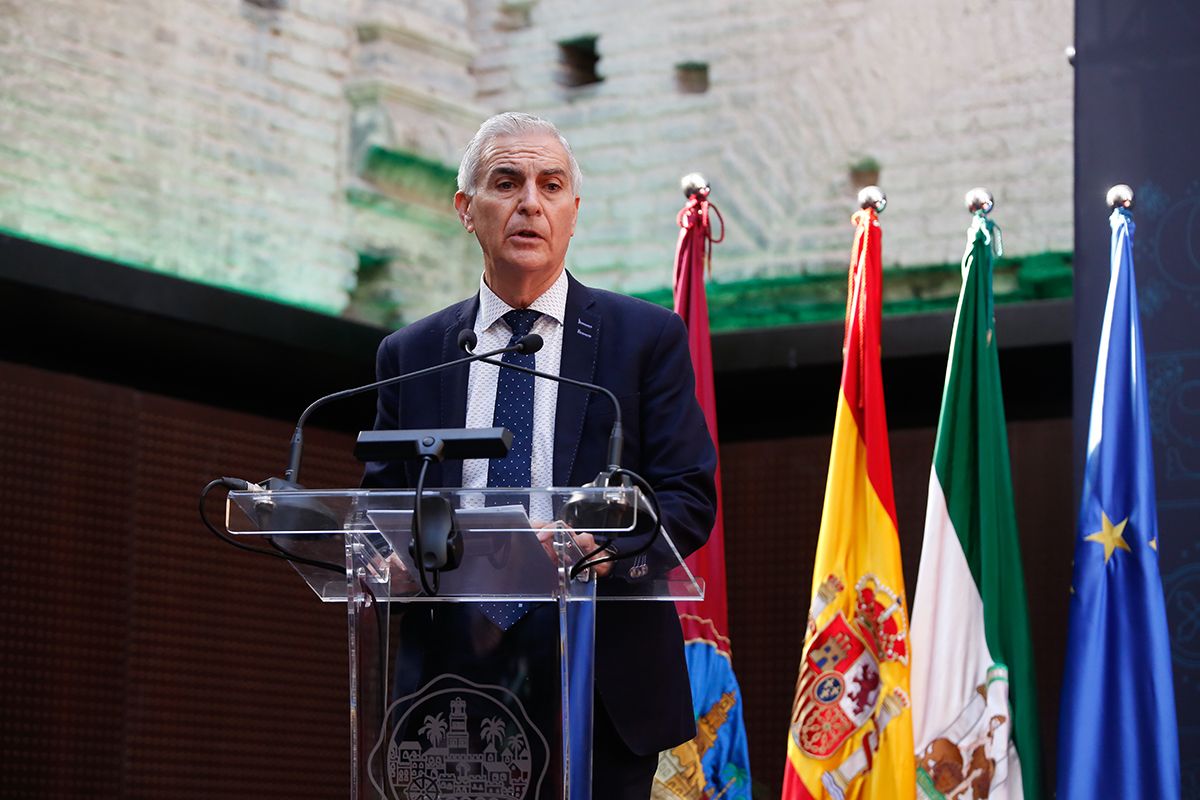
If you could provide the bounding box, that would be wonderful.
[681,172,709,198]
[858,185,886,213]
[965,187,994,215]
[1107,184,1134,210]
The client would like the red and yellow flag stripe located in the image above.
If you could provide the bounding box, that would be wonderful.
[782,208,914,800]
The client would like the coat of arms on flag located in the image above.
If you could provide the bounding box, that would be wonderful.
[796,611,878,758]
[791,575,909,777]
[781,198,914,800]
[916,665,1012,800]
[909,195,1042,800]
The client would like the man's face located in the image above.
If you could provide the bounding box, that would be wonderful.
[455,132,580,290]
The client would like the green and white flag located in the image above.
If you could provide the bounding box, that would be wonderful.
[909,211,1043,800]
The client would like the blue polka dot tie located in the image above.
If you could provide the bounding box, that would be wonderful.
[488,309,541,491]
[481,308,541,630]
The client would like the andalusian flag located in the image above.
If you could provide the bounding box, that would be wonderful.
[909,210,1042,800]
[783,205,914,800]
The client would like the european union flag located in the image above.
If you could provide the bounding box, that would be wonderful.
[1056,205,1180,798]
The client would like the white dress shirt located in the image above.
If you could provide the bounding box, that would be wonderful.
[461,269,567,501]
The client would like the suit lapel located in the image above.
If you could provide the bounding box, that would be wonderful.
[437,295,479,487]
[554,274,600,486]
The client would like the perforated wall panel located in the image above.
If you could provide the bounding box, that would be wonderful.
[1,362,358,798]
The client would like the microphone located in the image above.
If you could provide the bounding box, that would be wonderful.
[459,335,657,541]
[280,332,540,486]
[206,329,542,589]
[254,329,539,596]
[462,333,622,470]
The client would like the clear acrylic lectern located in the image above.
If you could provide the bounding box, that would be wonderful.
[226,486,703,800]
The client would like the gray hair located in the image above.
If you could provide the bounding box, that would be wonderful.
[456,112,583,197]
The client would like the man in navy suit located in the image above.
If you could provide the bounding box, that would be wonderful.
[362,112,717,798]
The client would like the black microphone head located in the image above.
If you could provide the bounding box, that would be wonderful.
[560,469,657,538]
[457,328,478,352]
[518,333,544,354]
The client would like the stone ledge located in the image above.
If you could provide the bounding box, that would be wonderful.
[356,145,458,207]
[344,79,486,128]
[354,17,477,66]
[346,184,461,234]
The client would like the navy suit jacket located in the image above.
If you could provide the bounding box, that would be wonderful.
[362,272,718,755]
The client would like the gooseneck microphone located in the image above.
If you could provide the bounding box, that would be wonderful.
[282,332,540,486]
[199,330,542,586]
[458,329,624,471]
[460,333,661,577]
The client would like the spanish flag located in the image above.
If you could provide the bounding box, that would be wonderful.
[782,206,915,800]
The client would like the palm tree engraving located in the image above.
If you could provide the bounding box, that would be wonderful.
[481,717,506,750]
[505,733,529,760]
[419,713,448,748]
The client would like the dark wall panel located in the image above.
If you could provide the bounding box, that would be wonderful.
[1074,2,1200,789]
[0,371,136,796]
[0,361,359,799]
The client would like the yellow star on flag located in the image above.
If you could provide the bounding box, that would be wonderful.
[1085,511,1131,563]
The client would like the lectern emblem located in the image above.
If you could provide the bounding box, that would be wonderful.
[369,673,549,800]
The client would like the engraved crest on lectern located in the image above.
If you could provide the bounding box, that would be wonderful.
[369,673,549,800]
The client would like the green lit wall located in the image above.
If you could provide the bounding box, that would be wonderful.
[0,0,358,314]
[0,0,1074,331]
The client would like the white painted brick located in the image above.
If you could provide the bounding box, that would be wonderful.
[284,36,352,77]
[0,0,1073,319]
[280,13,352,51]
[0,0,356,312]
[268,54,343,98]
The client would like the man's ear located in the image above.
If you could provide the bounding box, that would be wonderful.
[454,191,474,232]
[570,195,580,236]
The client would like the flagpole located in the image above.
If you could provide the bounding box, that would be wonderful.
[1054,183,1180,800]
[660,171,753,800]
[1105,182,1133,210]
[858,185,887,213]
[910,185,1044,800]
[783,182,915,800]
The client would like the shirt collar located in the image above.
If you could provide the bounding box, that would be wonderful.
[476,269,568,332]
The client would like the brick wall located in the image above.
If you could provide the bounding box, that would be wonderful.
[0,0,1073,320]
[467,0,1074,292]
[343,0,487,326]
[0,0,357,313]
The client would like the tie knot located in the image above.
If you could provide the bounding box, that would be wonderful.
[503,308,542,338]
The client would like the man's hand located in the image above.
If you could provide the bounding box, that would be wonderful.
[384,551,420,591]
[535,522,614,578]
